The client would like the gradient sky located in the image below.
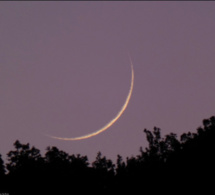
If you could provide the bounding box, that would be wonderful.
[1,2,215,163]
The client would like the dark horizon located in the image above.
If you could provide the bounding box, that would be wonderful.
[1,115,215,194]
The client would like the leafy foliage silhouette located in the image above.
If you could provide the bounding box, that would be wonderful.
[0,116,214,194]
[0,154,5,177]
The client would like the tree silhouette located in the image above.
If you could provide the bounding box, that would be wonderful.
[0,154,7,194]
[43,146,94,193]
[116,154,126,175]
[0,154,5,177]
[69,153,89,170]
[139,127,181,163]
[7,140,43,175]
[44,146,70,174]
[93,152,115,172]
[5,140,44,195]
[0,116,214,194]
[167,116,215,193]
[92,152,115,191]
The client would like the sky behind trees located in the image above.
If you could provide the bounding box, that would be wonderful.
[0,2,215,162]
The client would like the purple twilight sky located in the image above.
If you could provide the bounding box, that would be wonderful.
[1,2,215,163]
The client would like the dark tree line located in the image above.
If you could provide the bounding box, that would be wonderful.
[0,116,215,194]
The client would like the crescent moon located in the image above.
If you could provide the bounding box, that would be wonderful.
[46,57,134,141]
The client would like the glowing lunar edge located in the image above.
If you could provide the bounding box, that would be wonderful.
[47,59,134,141]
